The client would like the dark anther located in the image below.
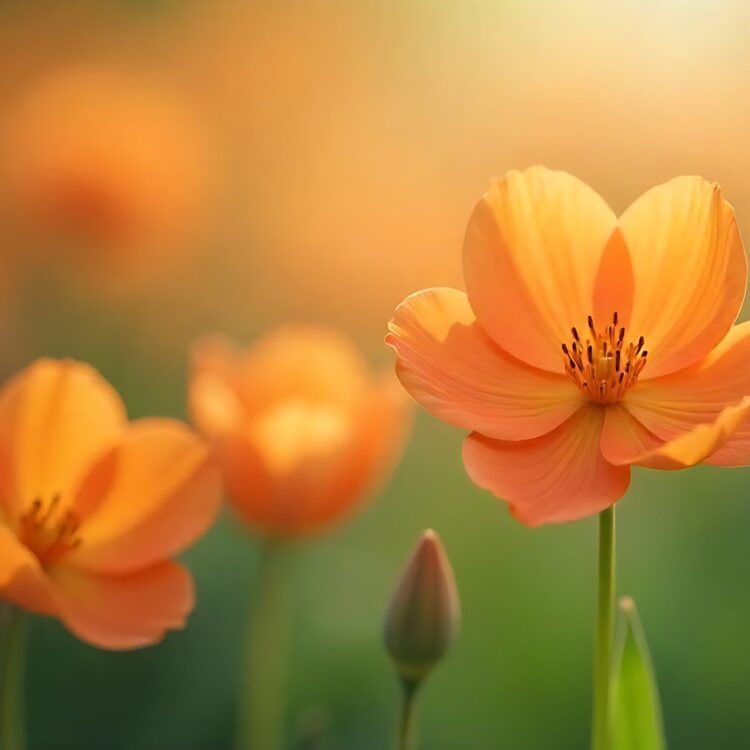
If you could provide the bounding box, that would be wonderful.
[615,350,621,371]
[587,345,593,363]
[572,327,580,342]
[618,327,625,344]
[613,311,618,326]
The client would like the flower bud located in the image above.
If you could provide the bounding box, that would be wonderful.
[384,529,460,683]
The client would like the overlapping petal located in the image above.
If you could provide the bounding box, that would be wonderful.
[601,397,750,470]
[620,177,746,378]
[463,166,621,372]
[601,322,750,467]
[0,360,127,521]
[68,419,221,574]
[462,406,630,526]
[386,287,583,440]
[49,561,193,651]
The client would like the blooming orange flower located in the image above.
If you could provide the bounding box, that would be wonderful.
[0,64,216,283]
[387,166,750,526]
[0,359,221,649]
[189,326,410,537]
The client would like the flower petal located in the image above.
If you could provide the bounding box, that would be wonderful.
[619,323,750,466]
[386,287,583,440]
[462,406,630,526]
[49,561,193,650]
[463,166,620,372]
[0,525,56,615]
[601,398,750,469]
[68,419,221,574]
[620,177,747,378]
[0,359,127,521]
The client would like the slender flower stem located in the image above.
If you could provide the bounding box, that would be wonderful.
[591,506,616,750]
[397,679,419,750]
[238,542,291,750]
[0,604,26,750]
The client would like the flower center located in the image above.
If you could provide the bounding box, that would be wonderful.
[561,312,648,405]
[19,495,82,567]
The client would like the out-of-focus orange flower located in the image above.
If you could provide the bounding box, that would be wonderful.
[0,359,221,649]
[189,326,410,537]
[0,64,216,284]
[387,166,750,527]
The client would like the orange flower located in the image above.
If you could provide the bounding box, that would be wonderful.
[189,326,410,537]
[0,359,221,649]
[387,166,750,526]
[0,64,216,283]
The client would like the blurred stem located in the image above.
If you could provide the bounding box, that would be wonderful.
[397,679,419,750]
[0,604,26,750]
[591,506,615,750]
[238,542,291,750]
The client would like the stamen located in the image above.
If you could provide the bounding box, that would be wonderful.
[561,312,648,404]
[19,495,82,566]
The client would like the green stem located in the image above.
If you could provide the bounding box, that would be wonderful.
[238,543,291,750]
[0,605,26,750]
[397,679,419,750]
[591,506,616,750]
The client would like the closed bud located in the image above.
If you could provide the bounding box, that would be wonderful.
[384,529,460,683]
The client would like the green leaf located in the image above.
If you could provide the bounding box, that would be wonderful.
[609,597,667,750]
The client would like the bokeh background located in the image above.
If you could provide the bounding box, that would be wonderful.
[2,0,750,747]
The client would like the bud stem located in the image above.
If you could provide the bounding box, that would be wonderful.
[397,679,420,750]
[0,603,26,750]
[591,506,616,750]
[238,542,291,750]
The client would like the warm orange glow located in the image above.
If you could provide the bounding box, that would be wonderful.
[0,64,216,284]
[189,326,410,538]
[0,359,221,649]
[388,166,750,526]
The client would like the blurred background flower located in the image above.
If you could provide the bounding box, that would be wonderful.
[0,1,748,749]
[0,64,217,287]
[190,327,410,536]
